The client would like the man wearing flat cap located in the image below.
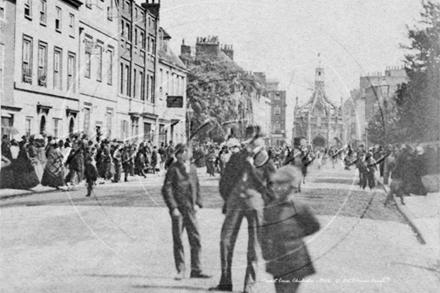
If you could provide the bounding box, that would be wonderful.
[211,126,275,293]
[162,143,211,281]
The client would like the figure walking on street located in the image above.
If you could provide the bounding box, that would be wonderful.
[122,143,134,182]
[210,127,275,293]
[41,139,66,189]
[84,156,98,197]
[112,143,123,183]
[162,143,212,281]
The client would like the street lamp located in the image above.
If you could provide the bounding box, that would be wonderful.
[186,104,194,141]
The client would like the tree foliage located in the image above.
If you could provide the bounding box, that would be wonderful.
[397,1,440,142]
[367,1,440,144]
[367,98,406,145]
[183,54,262,142]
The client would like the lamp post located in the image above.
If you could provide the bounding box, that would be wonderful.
[186,104,194,141]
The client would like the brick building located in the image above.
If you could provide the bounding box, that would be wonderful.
[266,79,287,146]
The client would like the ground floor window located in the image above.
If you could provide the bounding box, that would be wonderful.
[53,118,61,138]
[69,117,75,135]
[159,124,166,146]
[1,116,12,137]
[26,117,33,137]
[83,108,91,134]
[121,120,129,141]
[106,112,112,139]
[131,117,139,141]
[143,122,151,141]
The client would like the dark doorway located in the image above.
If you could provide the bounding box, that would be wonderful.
[40,116,46,134]
[69,118,75,135]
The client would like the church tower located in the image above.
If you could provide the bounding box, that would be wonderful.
[315,67,325,92]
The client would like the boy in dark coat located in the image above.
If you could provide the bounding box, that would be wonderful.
[151,146,158,174]
[262,165,320,293]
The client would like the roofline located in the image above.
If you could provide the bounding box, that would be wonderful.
[159,58,189,74]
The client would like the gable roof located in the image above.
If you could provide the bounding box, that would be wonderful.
[159,46,187,70]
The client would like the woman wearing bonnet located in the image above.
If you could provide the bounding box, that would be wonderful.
[41,139,66,190]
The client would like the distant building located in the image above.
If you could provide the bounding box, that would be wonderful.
[117,0,160,143]
[267,79,287,147]
[344,66,408,147]
[342,89,362,147]
[293,67,344,148]
[157,27,188,145]
[253,72,272,143]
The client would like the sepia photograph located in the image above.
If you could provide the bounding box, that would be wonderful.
[1,0,439,292]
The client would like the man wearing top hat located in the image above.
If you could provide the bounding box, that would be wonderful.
[210,126,276,293]
[162,143,212,281]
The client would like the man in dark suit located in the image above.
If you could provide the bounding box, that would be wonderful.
[210,127,275,293]
[162,143,211,281]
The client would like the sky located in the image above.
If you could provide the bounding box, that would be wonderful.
[143,0,425,131]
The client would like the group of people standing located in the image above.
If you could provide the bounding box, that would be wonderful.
[340,142,436,205]
[1,133,179,196]
[161,127,320,293]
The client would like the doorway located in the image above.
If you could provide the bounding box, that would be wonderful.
[69,118,75,135]
[40,116,46,134]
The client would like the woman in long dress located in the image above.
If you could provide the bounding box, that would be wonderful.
[41,140,66,189]
[12,140,40,189]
